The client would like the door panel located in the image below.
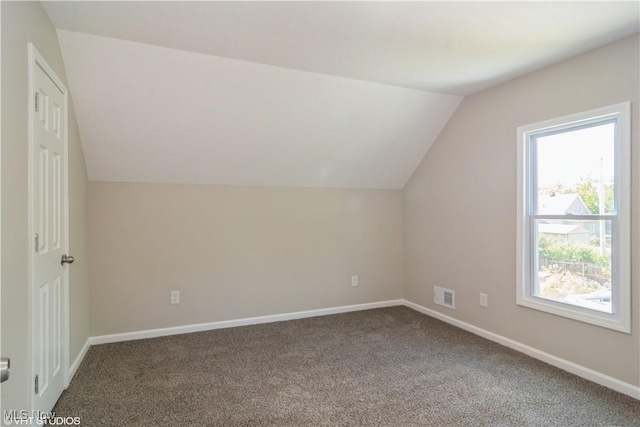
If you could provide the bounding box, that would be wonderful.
[32,58,67,415]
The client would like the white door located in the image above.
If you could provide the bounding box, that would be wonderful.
[30,45,69,416]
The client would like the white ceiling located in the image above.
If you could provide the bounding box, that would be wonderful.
[44,1,639,189]
[44,1,640,95]
[57,30,462,188]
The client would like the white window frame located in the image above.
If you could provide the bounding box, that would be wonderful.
[516,102,631,333]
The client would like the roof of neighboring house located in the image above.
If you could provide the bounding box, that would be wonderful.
[538,194,591,215]
[538,224,590,235]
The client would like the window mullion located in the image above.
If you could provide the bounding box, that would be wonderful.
[532,214,616,221]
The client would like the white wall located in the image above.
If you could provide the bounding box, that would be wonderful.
[1,1,90,416]
[89,182,403,336]
[404,34,639,386]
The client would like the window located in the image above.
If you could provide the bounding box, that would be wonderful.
[516,103,631,333]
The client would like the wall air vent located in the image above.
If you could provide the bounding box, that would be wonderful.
[434,286,455,309]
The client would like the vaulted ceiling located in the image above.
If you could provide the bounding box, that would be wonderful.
[43,1,639,189]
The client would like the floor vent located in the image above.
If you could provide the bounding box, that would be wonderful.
[434,286,455,309]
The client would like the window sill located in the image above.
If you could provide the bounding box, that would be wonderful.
[516,295,630,334]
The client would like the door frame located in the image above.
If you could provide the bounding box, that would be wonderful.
[0,1,3,413]
[27,43,71,411]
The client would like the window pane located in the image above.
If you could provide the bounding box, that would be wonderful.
[535,219,612,313]
[535,123,615,215]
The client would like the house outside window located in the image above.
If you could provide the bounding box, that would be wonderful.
[516,103,631,333]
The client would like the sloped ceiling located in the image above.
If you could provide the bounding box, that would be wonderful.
[44,1,640,95]
[57,31,462,189]
[45,2,639,189]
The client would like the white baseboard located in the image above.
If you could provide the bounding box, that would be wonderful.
[68,338,91,383]
[402,299,640,400]
[90,299,404,345]
[70,298,639,401]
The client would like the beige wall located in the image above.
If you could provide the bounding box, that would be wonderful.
[1,1,90,416]
[404,34,640,386]
[89,182,403,336]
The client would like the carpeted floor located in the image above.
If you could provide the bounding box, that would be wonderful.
[54,307,640,426]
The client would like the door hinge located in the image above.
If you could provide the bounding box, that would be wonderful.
[35,92,39,112]
[35,233,39,253]
[35,374,39,394]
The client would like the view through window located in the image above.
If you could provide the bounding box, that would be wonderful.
[533,123,614,313]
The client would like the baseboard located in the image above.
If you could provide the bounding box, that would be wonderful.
[90,299,405,345]
[402,299,640,400]
[74,298,639,400]
[68,338,91,383]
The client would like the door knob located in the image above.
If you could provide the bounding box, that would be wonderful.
[61,254,75,265]
[1,358,9,383]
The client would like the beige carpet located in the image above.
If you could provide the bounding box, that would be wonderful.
[54,307,640,426]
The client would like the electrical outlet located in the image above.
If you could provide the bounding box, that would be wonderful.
[351,275,358,287]
[480,293,488,307]
[171,291,180,305]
